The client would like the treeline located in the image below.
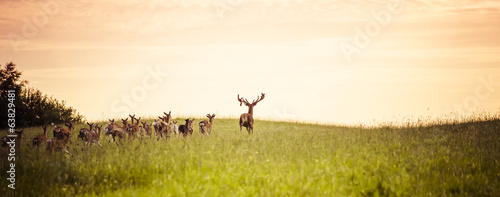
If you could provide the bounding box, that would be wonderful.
[0,62,84,128]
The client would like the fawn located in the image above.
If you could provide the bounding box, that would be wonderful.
[140,121,152,139]
[47,125,72,155]
[33,126,48,147]
[199,114,216,136]
[78,122,95,145]
[104,119,127,145]
[172,121,179,136]
[1,129,24,153]
[179,119,195,137]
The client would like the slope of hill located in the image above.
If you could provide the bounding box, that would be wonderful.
[1,118,499,196]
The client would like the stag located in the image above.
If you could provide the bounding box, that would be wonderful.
[237,93,265,134]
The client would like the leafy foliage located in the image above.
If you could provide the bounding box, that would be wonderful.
[0,62,83,128]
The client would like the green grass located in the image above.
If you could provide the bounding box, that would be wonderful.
[1,118,500,196]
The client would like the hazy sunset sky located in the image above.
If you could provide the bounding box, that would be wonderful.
[1,0,499,124]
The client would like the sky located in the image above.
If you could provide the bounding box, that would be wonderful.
[1,0,499,125]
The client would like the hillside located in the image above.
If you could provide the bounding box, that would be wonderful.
[1,118,499,196]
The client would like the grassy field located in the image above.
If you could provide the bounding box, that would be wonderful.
[1,118,500,196]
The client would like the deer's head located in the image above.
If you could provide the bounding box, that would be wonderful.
[238,93,265,107]
[207,114,216,122]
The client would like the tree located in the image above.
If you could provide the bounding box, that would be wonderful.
[0,62,83,128]
[0,62,27,96]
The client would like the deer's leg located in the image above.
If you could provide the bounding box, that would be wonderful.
[113,136,119,146]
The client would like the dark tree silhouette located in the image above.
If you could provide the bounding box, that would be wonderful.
[0,62,83,128]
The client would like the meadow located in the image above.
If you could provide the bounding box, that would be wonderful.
[1,117,499,196]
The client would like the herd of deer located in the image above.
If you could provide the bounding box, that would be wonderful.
[1,93,265,155]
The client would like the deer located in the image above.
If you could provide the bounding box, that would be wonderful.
[104,119,116,143]
[157,112,171,124]
[122,117,137,139]
[237,93,265,134]
[121,118,130,131]
[46,138,72,156]
[161,111,172,123]
[64,121,75,143]
[78,122,95,145]
[52,123,73,142]
[129,114,137,124]
[199,114,216,136]
[50,121,74,145]
[152,119,172,140]
[179,118,195,137]
[140,121,152,139]
[78,123,102,148]
[127,115,141,139]
[163,121,173,139]
[1,129,24,152]
[104,119,127,145]
[152,119,162,140]
[47,125,72,155]
[33,126,48,147]
[171,121,179,136]
[87,124,103,147]
[1,136,10,156]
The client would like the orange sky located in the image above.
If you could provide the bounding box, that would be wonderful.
[1,0,499,124]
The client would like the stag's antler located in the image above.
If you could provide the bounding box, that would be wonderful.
[252,93,265,105]
[239,93,265,106]
[238,94,251,106]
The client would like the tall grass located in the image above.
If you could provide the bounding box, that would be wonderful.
[1,116,499,196]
